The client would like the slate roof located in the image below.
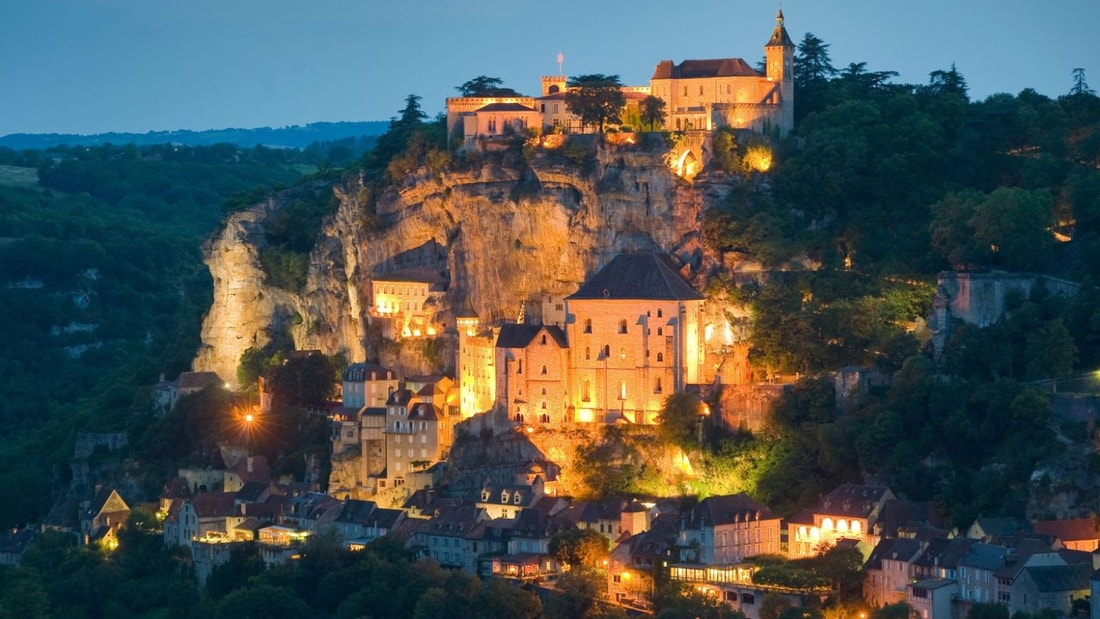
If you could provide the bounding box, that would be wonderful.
[477,102,538,113]
[958,542,1008,571]
[914,537,974,571]
[363,407,387,417]
[568,253,702,301]
[971,516,1029,539]
[496,324,568,349]
[369,508,405,530]
[335,499,377,525]
[818,484,891,518]
[234,480,270,503]
[191,492,238,519]
[409,403,440,421]
[343,363,396,383]
[866,537,925,570]
[386,389,413,407]
[652,58,760,80]
[1023,563,1092,592]
[684,493,778,529]
[766,11,795,48]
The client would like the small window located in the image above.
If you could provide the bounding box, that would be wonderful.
[540,365,547,375]
[603,345,610,357]
[657,309,663,318]
[657,327,663,336]
[618,319,627,334]
[517,360,523,374]
[585,346,591,360]
[657,353,664,362]
[584,319,592,333]
[541,334,547,345]
[654,378,663,394]
[620,347,626,360]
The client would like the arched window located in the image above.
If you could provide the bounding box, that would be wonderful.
[654,377,663,394]
[657,309,663,318]
[585,346,591,360]
[656,327,663,336]
[540,334,547,345]
[822,518,834,531]
[581,379,591,402]
[620,347,626,360]
[541,387,547,395]
[540,365,547,375]
[619,319,627,334]
[602,345,610,357]
[584,319,592,333]
[541,401,547,409]
[516,360,523,374]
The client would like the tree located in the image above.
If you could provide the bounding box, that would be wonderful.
[565,74,627,133]
[640,95,667,131]
[548,528,610,569]
[1071,68,1096,96]
[455,76,519,97]
[657,391,705,448]
[654,582,746,619]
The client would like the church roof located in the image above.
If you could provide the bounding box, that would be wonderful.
[496,324,568,349]
[568,253,702,301]
[766,9,795,47]
[652,58,760,80]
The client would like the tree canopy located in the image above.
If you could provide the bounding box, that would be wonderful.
[565,74,627,133]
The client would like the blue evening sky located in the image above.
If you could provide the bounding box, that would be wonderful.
[1,0,1096,136]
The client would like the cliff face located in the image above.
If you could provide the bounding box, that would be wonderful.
[195,140,734,386]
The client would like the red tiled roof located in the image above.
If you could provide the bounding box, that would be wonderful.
[1033,519,1100,543]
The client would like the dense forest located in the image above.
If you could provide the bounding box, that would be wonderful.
[1,31,1100,618]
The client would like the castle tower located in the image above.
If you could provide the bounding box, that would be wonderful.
[764,9,795,134]
[541,75,567,97]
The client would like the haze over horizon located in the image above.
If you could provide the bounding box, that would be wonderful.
[2,0,1097,137]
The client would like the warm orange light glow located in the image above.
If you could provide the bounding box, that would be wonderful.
[743,145,772,172]
[244,413,254,423]
[577,409,594,423]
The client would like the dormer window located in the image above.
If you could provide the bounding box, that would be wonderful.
[501,491,509,503]
[514,493,522,505]
[481,490,490,502]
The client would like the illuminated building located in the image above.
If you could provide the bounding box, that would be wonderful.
[649,11,794,136]
[456,252,704,425]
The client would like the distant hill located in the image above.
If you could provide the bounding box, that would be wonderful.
[0,120,389,150]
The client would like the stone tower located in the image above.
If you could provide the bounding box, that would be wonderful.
[765,9,795,132]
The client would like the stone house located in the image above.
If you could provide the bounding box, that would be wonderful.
[381,380,457,491]
[476,476,545,521]
[956,542,1009,605]
[1009,562,1091,616]
[863,537,926,607]
[787,483,895,558]
[677,493,782,565]
[907,578,958,619]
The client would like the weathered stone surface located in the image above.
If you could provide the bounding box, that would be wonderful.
[195,141,734,387]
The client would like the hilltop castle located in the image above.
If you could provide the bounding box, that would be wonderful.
[445,10,794,145]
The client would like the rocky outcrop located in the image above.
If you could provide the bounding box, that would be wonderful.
[194,139,736,386]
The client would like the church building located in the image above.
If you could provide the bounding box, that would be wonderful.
[457,252,705,426]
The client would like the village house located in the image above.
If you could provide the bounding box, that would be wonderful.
[81,486,131,548]
[677,493,782,565]
[380,378,457,492]
[787,483,895,558]
[863,537,926,607]
[1031,518,1100,552]
[495,323,569,425]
